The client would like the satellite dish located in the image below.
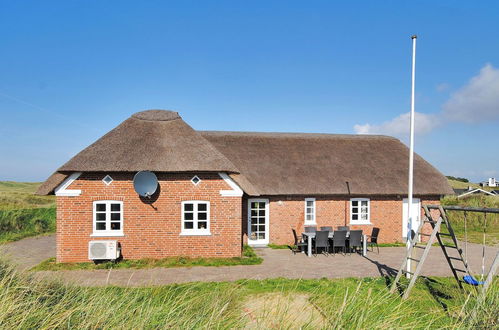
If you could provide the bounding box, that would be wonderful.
[133,171,158,198]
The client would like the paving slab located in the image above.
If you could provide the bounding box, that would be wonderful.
[2,234,497,287]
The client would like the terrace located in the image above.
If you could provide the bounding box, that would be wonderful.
[3,234,497,287]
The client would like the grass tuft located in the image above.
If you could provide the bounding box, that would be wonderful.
[267,243,290,249]
[32,245,262,271]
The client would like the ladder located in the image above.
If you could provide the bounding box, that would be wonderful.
[390,205,473,299]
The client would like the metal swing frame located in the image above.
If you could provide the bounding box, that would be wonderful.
[390,204,499,299]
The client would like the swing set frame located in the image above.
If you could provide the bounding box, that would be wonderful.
[438,205,499,292]
[391,204,498,299]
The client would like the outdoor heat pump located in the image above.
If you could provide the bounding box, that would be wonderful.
[88,240,120,261]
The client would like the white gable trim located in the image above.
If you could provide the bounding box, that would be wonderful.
[55,172,82,196]
[218,172,244,197]
[458,188,495,198]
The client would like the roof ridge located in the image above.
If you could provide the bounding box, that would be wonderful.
[198,130,397,139]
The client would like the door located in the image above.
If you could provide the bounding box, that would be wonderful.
[403,198,421,242]
[247,199,269,246]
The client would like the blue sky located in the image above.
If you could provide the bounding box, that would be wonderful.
[1,1,498,182]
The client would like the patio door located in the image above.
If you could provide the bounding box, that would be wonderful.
[247,199,269,246]
[403,198,421,242]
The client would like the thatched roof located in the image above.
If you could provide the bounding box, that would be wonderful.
[37,172,68,196]
[57,110,237,173]
[36,110,238,195]
[37,110,453,196]
[200,131,453,196]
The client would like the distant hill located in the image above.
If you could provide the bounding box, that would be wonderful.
[447,179,496,192]
[0,181,55,210]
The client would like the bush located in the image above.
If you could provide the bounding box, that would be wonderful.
[0,208,55,243]
[446,176,469,183]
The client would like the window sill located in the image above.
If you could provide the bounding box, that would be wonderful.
[91,232,124,237]
[180,231,212,236]
[304,222,317,226]
[349,222,372,225]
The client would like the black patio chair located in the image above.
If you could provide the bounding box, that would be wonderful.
[313,230,329,256]
[331,230,347,255]
[368,227,380,253]
[337,226,349,231]
[349,230,363,254]
[320,226,333,231]
[289,229,308,255]
[304,226,317,233]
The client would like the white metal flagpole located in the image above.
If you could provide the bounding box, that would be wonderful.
[406,35,417,278]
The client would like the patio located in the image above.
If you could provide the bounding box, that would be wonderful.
[3,234,497,287]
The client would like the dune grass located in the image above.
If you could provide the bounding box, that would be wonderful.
[2,258,498,328]
[0,181,55,210]
[32,245,262,270]
[441,195,499,246]
[0,181,56,243]
[446,178,497,192]
[0,208,56,244]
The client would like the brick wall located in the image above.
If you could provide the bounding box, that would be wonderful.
[242,196,441,245]
[56,172,242,262]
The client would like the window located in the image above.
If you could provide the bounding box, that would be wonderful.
[92,201,123,236]
[191,175,201,185]
[181,201,210,235]
[350,198,370,224]
[304,198,316,224]
[102,175,113,186]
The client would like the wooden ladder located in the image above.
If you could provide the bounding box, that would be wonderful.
[390,205,473,299]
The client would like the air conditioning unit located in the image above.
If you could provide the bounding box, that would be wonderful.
[88,240,120,261]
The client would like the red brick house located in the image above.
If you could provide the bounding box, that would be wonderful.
[37,110,453,262]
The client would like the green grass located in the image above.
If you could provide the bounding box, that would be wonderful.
[0,181,56,243]
[441,195,499,246]
[269,241,408,249]
[2,259,498,328]
[0,181,55,210]
[267,243,290,249]
[0,207,56,244]
[32,245,262,270]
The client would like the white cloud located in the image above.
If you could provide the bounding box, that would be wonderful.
[354,64,499,137]
[436,83,450,92]
[442,64,499,123]
[354,112,440,137]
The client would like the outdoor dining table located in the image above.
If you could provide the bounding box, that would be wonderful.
[302,231,367,257]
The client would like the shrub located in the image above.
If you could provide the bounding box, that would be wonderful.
[446,176,469,183]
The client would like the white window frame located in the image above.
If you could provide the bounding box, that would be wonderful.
[350,198,371,225]
[191,175,201,186]
[180,201,211,236]
[91,200,124,237]
[102,174,113,186]
[304,198,316,225]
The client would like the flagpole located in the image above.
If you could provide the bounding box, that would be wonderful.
[407,35,417,278]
